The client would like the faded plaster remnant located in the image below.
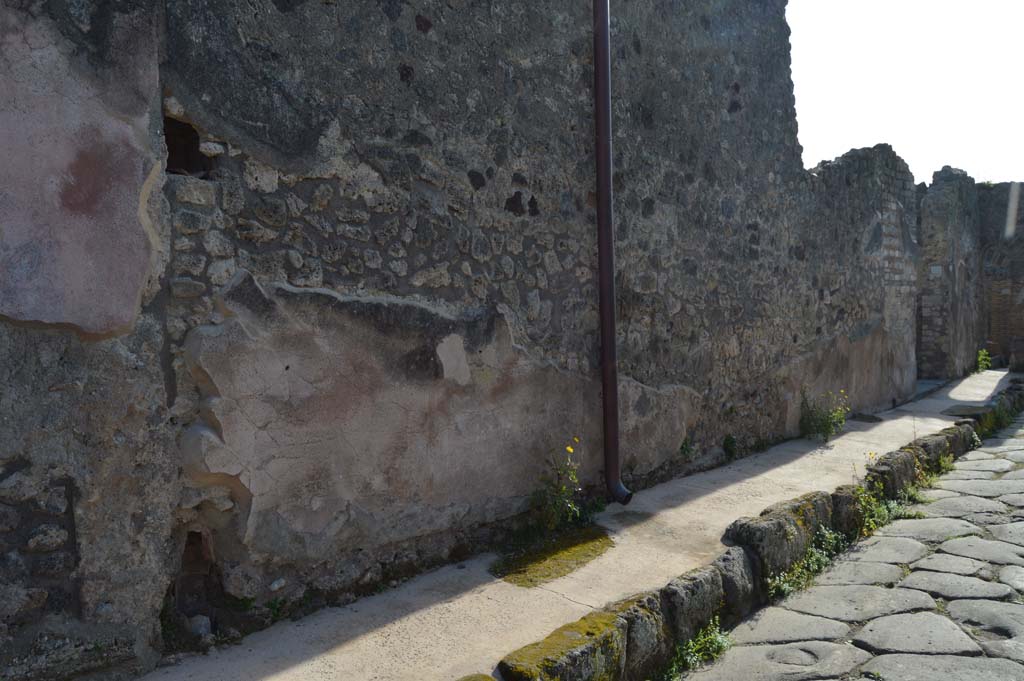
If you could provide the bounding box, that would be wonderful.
[179,271,689,599]
[438,334,472,386]
[0,8,160,336]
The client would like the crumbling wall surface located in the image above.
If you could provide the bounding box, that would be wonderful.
[158,0,920,618]
[0,320,178,681]
[916,167,984,379]
[0,0,929,676]
[979,182,1024,366]
[180,271,694,599]
[0,3,179,680]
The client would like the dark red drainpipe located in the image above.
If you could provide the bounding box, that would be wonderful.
[593,0,633,505]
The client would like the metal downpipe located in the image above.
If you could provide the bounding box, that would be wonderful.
[593,0,633,505]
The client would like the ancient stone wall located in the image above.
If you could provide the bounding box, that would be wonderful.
[916,167,985,379]
[980,182,1024,366]
[0,1,967,677]
[0,3,179,679]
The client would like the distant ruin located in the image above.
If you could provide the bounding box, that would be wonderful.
[0,1,1021,678]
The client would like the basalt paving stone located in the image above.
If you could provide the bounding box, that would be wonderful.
[979,449,1024,458]
[991,523,1024,547]
[939,537,1024,566]
[942,470,999,481]
[920,488,961,501]
[961,451,997,461]
[936,479,1024,497]
[1002,452,1024,463]
[946,601,1024,663]
[918,495,1009,518]
[846,537,930,564]
[963,512,1016,526]
[982,449,1024,457]
[1000,494,1024,507]
[780,585,935,622]
[815,560,904,587]
[982,639,1024,664]
[948,599,1024,638]
[910,553,989,576]
[1000,566,1024,591]
[956,459,1017,472]
[1005,469,1024,480]
[876,518,982,542]
[730,607,850,645]
[985,438,1024,448]
[685,641,872,681]
[897,570,1015,600]
[852,612,982,656]
[861,654,1024,681]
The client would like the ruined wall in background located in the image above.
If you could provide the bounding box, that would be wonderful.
[916,167,985,379]
[980,182,1024,367]
[0,0,928,677]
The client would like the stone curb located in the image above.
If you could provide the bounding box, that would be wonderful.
[486,380,1024,681]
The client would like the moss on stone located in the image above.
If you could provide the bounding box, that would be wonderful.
[498,610,626,681]
[455,675,496,681]
[490,525,613,588]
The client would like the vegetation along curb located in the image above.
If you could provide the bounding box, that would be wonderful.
[475,378,1024,681]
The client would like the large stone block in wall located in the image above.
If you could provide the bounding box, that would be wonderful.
[0,6,162,336]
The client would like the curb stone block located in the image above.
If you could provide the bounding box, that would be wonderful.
[712,546,763,625]
[940,424,975,457]
[608,592,672,681]
[661,566,723,644]
[910,434,954,471]
[867,450,916,499]
[725,491,832,577]
[831,485,863,538]
[498,610,628,681]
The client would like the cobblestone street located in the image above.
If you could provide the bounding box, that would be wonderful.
[691,416,1024,680]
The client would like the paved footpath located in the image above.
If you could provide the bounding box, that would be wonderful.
[690,412,1024,681]
[145,371,1014,681]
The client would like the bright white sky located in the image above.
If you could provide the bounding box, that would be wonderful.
[787,0,1024,184]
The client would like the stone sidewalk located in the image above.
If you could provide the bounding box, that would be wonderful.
[689,413,1024,680]
[144,371,1013,681]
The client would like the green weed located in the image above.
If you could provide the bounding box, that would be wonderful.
[938,451,955,475]
[266,597,285,622]
[723,435,739,460]
[531,438,594,532]
[799,389,851,441]
[767,526,849,600]
[854,481,919,537]
[656,616,732,678]
[977,349,992,372]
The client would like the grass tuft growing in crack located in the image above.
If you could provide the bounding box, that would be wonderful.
[767,526,849,600]
[654,616,732,679]
[854,481,923,538]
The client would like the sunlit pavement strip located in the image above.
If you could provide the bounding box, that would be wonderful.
[142,371,1015,681]
[688,413,1024,681]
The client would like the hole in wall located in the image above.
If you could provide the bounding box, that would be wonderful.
[176,530,215,617]
[164,117,214,177]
